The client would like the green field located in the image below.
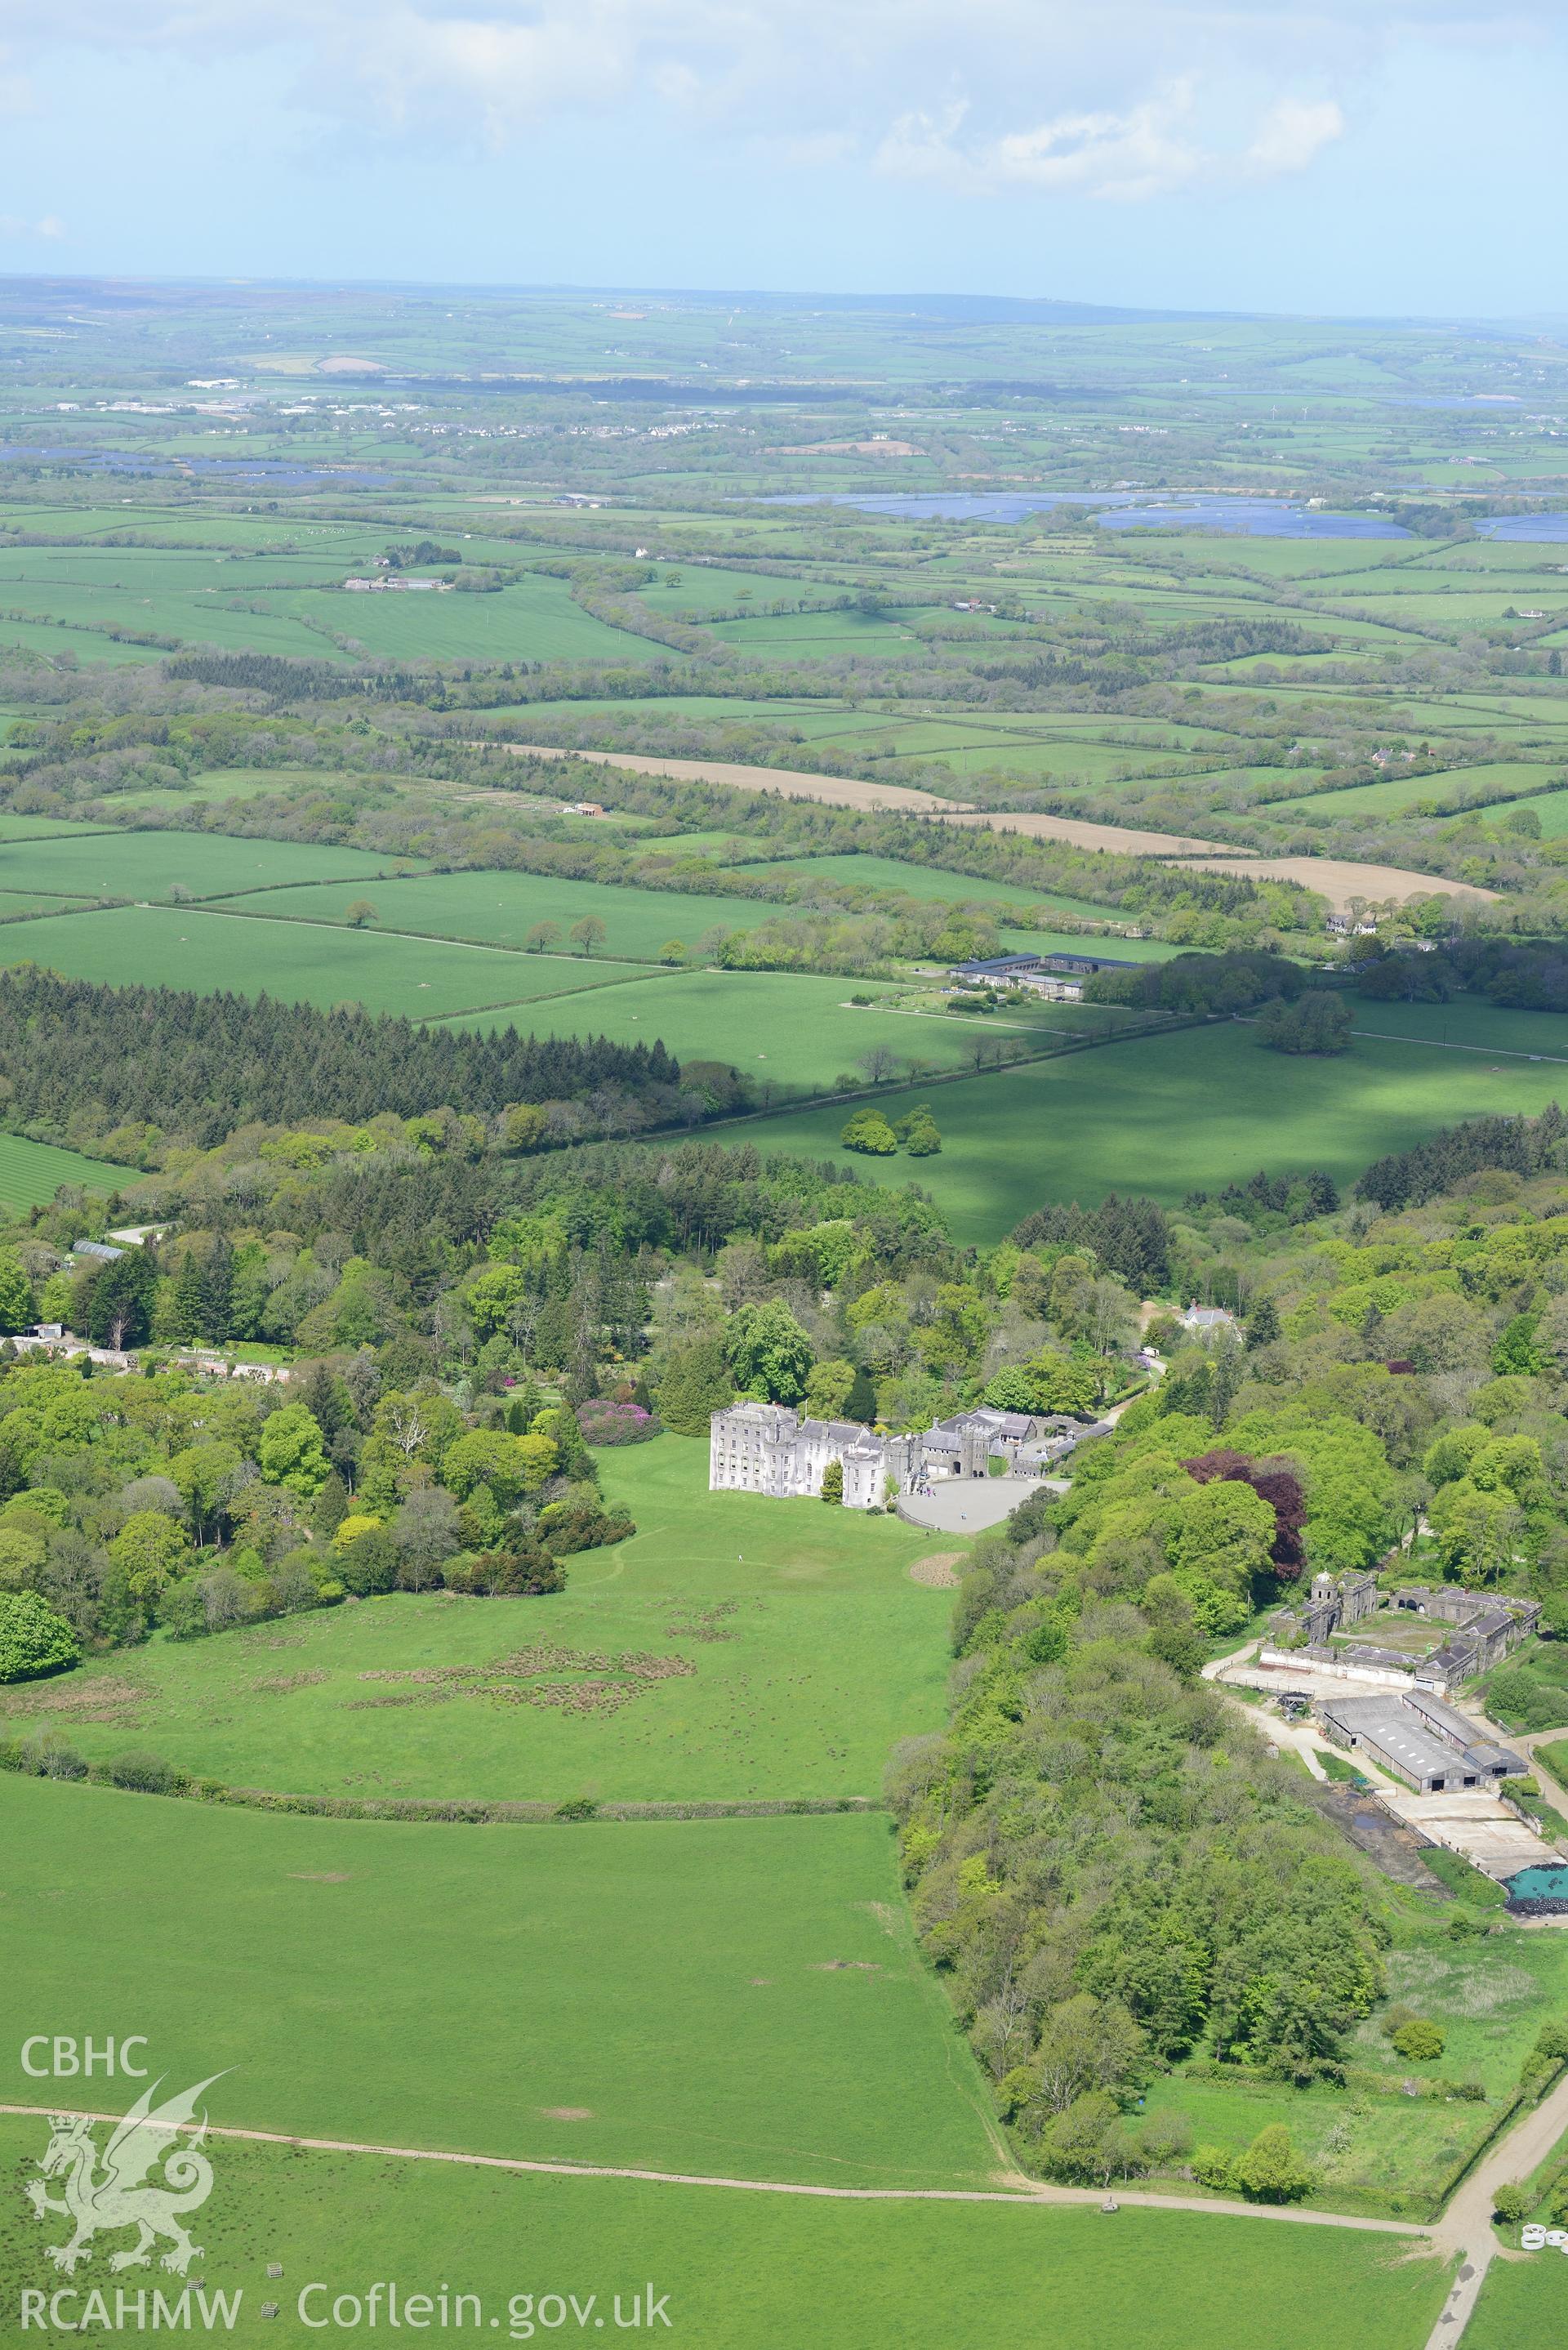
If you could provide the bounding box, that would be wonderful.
[278,573,662,664]
[1271,762,1563,821]
[743,851,1163,929]
[0,1774,1000,2192]
[744,1022,1568,1240]
[0,827,403,901]
[1,1439,956,1803]
[0,2117,1452,2350]
[1496,788,1568,838]
[0,814,120,841]
[218,869,801,964]
[1467,2248,1568,2349]
[0,906,654,1022]
[1348,992,1568,1059]
[0,1128,130,1210]
[448,967,987,1090]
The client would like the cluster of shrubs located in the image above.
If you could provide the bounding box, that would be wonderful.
[839,1104,941,1157]
[1189,2127,1316,2205]
[2,1729,185,1794]
[575,1398,662,1447]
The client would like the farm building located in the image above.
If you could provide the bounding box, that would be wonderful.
[948,948,1143,1005]
[1315,1692,1525,1790]
[1391,1586,1542,1679]
[949,953,1047,984]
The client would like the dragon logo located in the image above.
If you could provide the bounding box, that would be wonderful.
[27,2076,226,2276]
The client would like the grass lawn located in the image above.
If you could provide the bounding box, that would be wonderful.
[0,906,652,1023]
[0,1776,1000,2192]
[214,869,798,964]
[1468,2257,1568,2350]
[740,1022,1568,1241]
[0,2120,1451,2350]
[0,1438,959,1804]
[445,967,986,1091]
[0,1128,131,1210]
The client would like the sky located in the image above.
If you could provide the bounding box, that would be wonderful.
[0,2,1564,318]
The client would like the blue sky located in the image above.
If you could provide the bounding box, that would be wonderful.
[1,3,1563,317]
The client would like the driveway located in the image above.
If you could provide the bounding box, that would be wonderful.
[899,1477,1049,1533]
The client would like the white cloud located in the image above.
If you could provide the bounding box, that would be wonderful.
[0,212,65,239]
[0,0,1538,199]
[876,82,1346,201]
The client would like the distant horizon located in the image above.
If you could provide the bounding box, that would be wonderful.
[0,270,1561,337]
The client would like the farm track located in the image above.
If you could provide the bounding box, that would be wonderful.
[0,2103,1420,2232]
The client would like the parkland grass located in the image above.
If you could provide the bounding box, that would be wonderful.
[0,1776,1001,2192]
[0,1439,956,1804]
[0,2120,1453,2350]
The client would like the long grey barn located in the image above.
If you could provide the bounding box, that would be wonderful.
[1316,1692,1525,1790]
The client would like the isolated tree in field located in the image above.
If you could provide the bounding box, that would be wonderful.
[344,899,378,928]
[658,939,687,965]
[856,1044,899,1086]
[569,916,608,956]
[820,1460,844,1505]
[524,921,562,953]
[1256,993,1352,1055]
[841,1108,898,1155]
[899,1106,942,1156]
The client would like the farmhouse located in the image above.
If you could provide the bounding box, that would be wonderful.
[1178,1302,1237,1336]
[709,1402,1093,1509]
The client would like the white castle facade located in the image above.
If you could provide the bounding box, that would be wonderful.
[708,1402,1094,1509]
